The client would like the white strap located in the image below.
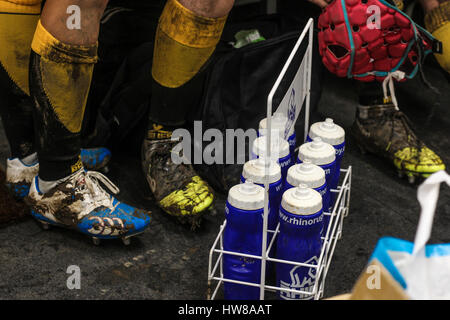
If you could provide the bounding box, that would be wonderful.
[382,71,405,110]
[413,171,450,256]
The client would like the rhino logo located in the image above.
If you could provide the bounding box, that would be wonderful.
[279,255,318,300]
[285,88,296,138]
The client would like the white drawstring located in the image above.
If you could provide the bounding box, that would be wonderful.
[382,70,405,110]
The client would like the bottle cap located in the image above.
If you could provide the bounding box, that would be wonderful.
[286,159,326,189]
[309,118,345,145]
[281,184,322,215]
[259,113,288,138]
[298,137,336,165]
[252,135,290,160]
[228,180,265,210]
[242,157,281,184]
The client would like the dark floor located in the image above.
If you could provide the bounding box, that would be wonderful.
[0,41,449,300]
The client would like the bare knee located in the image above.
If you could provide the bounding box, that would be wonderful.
[41,0,109,45]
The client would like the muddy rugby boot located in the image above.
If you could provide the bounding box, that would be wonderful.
[142,129,214,230]
[6,156,39,200]
[80,147,112,172]
[25,169,151,245]
[5,148,112,200]
[0,166,29,225]
[352,103,445,183]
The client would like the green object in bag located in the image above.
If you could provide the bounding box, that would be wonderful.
[232,29,265,48]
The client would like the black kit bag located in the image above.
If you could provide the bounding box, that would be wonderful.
[93,13,324,194]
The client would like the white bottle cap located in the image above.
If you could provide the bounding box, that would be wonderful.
[228,180,265,210]
[309,118,345,145]
[259,113,288,138]
[281,184,322,215]
[286,159,326,189]
[252,135,290,160]
[242,157,281,185]
[298,137,336,166]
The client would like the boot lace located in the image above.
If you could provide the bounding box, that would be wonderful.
[73,170,121,218]
[382,71,423,163]
[384,110,423,166]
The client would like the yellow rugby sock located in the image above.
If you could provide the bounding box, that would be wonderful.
[0,0,41,14]
[29,20,98,179]
[152,0,227,88]
[425,1,450,74]
[0,0,41,95]
[31,20,97,133]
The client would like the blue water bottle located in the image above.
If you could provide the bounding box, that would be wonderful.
[258,114,296,161]
[297,137,336,199]
[276,185,323,300]
[307,118,345,194]
[241,157,282,245]
[223,180,265,300]
[252,135,292,183]
[285,160,331,230]
[287,127,296,161]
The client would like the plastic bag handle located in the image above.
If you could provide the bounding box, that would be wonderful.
[413,171,450,256]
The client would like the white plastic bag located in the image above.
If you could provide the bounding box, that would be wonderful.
[370,171,450,299]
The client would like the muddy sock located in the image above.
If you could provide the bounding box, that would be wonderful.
[30,20,97,181]
[0,0,41,159]
[152,0,227,88]
[148,0,227,128]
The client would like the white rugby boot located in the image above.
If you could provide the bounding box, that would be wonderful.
[25,169,151,245]
[6,156,39,200]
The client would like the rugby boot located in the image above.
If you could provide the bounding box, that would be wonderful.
[80,147,112,172]
[351,103,446,183]
[6,148,112,200]
[25,169,151,245]
[142,126,214,229]
[6,156,39,200]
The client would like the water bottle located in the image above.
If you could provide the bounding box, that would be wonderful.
[223,180,265,300]
[285,160,331,230]
[297,137,336,199]
[241,157,283,247]
[252,135,292,183]
[276,185,323,300]
[258,113,296,160]
[307,118,345,194]
[287,127,296,161]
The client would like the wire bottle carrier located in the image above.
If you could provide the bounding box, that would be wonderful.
[207,18,353,300]
[208,167,351,300]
